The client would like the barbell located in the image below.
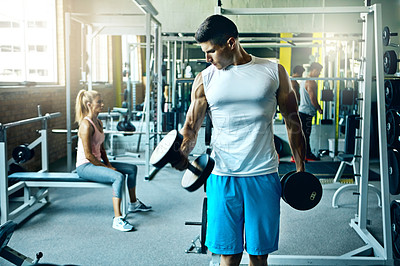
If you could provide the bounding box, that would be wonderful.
[383,26,398,47]
[149,130,322,211]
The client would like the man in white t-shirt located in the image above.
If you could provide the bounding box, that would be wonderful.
[174,15,306,266]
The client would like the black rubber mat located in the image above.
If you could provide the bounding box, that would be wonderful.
[279,161,353,179]
[278,161,380,180]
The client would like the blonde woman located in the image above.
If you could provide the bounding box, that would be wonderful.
[75,89,151,232]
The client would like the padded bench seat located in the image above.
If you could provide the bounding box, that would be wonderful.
[7,172,122,189]
[9,172,82,182]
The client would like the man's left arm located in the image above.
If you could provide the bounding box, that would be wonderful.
[277,64,306,172]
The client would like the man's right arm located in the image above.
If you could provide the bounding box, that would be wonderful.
[306,81,323,114]
[174,72,208,170]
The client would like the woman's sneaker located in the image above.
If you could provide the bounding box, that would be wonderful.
[112,216,134,232]
[128,199,152,213]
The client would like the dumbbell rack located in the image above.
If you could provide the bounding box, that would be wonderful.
[210,3,393,266]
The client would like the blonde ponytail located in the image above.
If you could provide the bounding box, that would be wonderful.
[75,89,100,124]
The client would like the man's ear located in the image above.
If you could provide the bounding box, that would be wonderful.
[227,37,236,50]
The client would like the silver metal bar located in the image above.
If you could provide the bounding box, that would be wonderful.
[172,41,177,109]
[24,181,111,188]
[65,12,73,172]
[373,3,392,261]
[144,12,151,178]
[39,129,49,172]
[350,218,385,258]
[291,77,360,81]
[2,112,61,129]
[51,129,169,135]
[0,141,9,224]
[87,25,93,91]
[357,10,372,232]
[161,35,363,42]
[8,182,25,196]
[157,24,163,144]
[237,253,387,265]
[219,6,371,16]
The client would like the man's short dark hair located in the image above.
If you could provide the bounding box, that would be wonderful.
[293,65,305,75]
[195,15,239,46]
[310,62,323,71]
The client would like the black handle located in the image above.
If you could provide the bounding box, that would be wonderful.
[146,168,161,181]
[187,163,202,176]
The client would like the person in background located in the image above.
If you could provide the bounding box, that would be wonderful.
[298,62,323,161]
[75,89,151,232]
[291,65,305,104]
[173,15,306,266]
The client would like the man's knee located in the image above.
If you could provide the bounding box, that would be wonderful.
[249,254,268,266]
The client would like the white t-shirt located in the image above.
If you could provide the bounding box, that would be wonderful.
[202,55,280,176]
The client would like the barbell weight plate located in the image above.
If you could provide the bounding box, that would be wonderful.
[280,170,296,202]
[150,130,183,168]
[384,50,398,75]
[385,80,400,108]
[387,109,400,148]
[391,200,400,258]
[385,80,394,108]
[12,144,34,163]
[200,197,207,254]
[282,171,323,211]
[388,149,400,195]
[383,26,391,46]
[181,154,215,192]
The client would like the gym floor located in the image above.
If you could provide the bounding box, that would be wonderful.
[1,154,391,266]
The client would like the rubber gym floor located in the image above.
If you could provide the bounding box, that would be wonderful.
[1,155,393,266]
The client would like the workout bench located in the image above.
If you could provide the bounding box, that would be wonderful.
[0,108,127,225]
[6,172,127,222]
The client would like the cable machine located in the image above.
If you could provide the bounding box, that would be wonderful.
[210,3,392,265]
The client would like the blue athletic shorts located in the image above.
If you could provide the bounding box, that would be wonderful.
[205,172,282,256]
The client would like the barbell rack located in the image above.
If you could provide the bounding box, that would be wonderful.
[0,110,61,224]
[210,3,392,266]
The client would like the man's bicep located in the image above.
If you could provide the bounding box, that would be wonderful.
[184,73,207,132]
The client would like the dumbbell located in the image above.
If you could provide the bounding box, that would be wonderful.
[384,50,400,75]
[148,130,215,192]
[281,171,322,211]
[116,117,136,135]
[383,26,398,47]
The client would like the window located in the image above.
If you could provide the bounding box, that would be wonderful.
[91,34,109,83]
[0,0,57,83]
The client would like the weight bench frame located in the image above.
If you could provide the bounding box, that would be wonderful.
[0,110,127,225]
[6,172,127,224]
